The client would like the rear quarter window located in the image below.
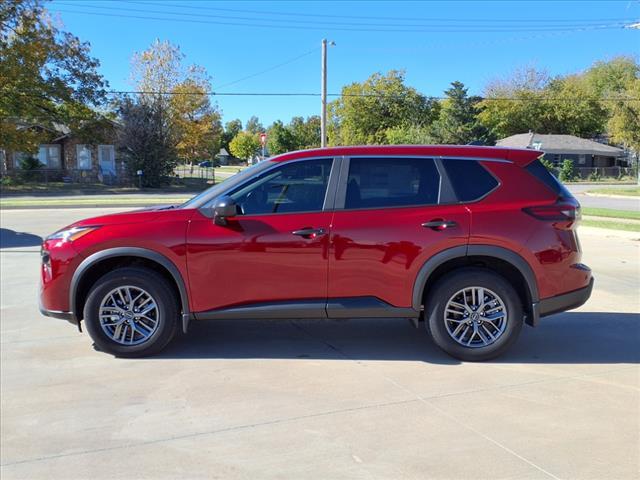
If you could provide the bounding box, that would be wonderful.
[525,159,573,198]
[442,159,499,202]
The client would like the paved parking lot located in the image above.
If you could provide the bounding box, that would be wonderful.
[1,208,639,479]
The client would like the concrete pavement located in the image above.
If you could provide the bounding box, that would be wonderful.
[1,208,639,479]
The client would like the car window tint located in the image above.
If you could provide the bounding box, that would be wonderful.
[345,157,440,209]
[229,158,333,215]
[442,159,498,202]
[525,159,573,199]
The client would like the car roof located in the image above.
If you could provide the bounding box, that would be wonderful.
[271,145,542,167]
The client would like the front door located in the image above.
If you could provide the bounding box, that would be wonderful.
[328,156,471,311]
[187,158,336,315]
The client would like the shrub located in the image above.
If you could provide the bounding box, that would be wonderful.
[18,156,45,182]
[588,170,602,182]
[558,159,577,182]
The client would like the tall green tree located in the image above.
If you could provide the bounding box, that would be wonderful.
[430,81,491,144]
[289,116,321,149]
[229,131,259,161]
[0,0,108,153]
[245,116,264,134]
[328,70,439,145]
[266,120,296,155]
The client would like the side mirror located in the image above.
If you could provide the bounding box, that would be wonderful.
[213,196,238,225]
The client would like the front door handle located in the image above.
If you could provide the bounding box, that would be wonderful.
[292,227,326,239]
[421,219,458,231]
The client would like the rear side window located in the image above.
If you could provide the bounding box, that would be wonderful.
[525,159,572,198]
[442,159,498,202]
[345,157,440,209]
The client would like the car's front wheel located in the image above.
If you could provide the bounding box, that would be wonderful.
[83,267,179,357]
[425,268,523,361]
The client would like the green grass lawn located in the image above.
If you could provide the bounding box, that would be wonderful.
[587,187,640,197]
[582,207,640,221]
[581,219,640,232]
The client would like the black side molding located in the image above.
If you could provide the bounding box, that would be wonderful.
[193,296,419,321]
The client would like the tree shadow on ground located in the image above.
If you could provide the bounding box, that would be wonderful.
[0,229,43,249]
[157,311,640,365]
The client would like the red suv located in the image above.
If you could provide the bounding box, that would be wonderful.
[40,146,593,361]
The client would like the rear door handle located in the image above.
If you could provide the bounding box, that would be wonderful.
[421,219,458,231]
[292,227,326,239]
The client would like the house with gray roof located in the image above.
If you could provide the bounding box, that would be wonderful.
[496,133,625,168]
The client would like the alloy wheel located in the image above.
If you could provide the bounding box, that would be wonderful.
[444,286,508,348]
[98,286,160,345]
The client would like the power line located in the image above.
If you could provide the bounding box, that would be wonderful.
[12,90,639,101]
[215,47,318,91]
[53,1,635,29]
[47,7,633,33]
[111,0,637,25]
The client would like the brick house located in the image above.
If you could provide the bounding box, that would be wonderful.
[1,121,123,183]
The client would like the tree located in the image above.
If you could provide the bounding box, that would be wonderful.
[266,120,296,155]
[607,78,640,153]
[0,0,108,153]
[328,70,439,145]
[430,81,491,144]
[384,125,433,145]
[117,96,177,187]
[229,131,260,161]
[289,116,321,149]
[171,80,222,164]
[245,116,264,135]
[221,119,242,150]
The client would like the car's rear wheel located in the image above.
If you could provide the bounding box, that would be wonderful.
[425,268,523,361]
[83,267,178,357]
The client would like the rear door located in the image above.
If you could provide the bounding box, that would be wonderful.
[327,156,471,311]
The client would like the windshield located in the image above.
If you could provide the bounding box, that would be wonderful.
[180,161,276,209]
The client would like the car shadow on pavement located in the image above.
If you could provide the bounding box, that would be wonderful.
[0,228,43,249]
[157,311,639,365]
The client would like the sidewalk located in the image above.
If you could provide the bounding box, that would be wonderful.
[0,193,193,209]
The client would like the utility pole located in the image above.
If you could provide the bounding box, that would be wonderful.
[321,39,328,148]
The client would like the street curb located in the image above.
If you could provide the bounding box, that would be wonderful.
[0,203,164,210]
[582,192,640,200]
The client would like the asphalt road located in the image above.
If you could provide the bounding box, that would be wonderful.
[1,208,639,480]
[566,184,640,211]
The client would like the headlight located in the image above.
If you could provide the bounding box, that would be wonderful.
[46,226,99,243]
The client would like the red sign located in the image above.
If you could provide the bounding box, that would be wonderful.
[260,133,267,145]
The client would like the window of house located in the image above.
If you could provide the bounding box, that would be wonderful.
[345,157,440,209]
[38,145,61,168]
[77,145,92,170]
[12,152,30,169]
[98,145,116,174]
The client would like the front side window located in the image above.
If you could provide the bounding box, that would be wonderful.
[38,145,61,168]
[77,145,92,170]
[345,157,440,209]
[229,158,333,215]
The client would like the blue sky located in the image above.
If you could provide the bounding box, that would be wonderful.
[48,0,640,127]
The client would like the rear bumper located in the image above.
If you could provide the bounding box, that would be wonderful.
[39,303,78,326]
[530,277,594,325]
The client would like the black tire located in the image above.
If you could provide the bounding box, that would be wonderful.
[425,268,523,361]
[83,267,179,357]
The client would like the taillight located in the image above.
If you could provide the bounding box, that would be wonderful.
[523,201,581,224]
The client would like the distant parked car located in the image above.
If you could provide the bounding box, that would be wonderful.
[40,145,592,360]
[198,160,212,168]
